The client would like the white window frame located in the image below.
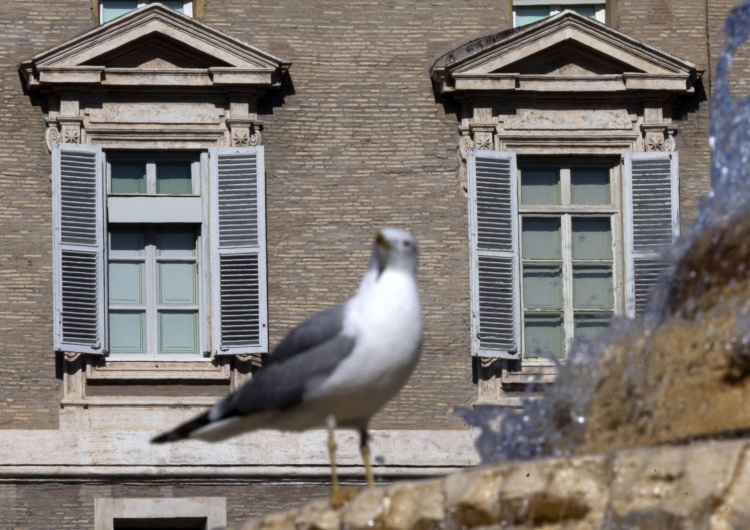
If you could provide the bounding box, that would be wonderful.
[517,159,622,365]
[512,0,605,27]
[107,224,203,360]
[100,0,193,23]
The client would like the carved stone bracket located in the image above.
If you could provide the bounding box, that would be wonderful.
[45,118,84,152]
[228,119,263,147]
[641,122,676,152]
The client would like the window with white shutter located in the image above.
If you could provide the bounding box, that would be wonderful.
[210,146,268,355]
[623,151,679,318]
[469,150,623,361]
[53,145,269,360]
[53,143,107,354]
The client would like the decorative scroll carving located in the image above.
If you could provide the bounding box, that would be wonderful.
[45,127,61,152]
[458,135,473,161]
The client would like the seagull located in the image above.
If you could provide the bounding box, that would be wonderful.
[152,227,423,503]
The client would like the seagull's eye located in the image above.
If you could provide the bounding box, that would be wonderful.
[403,241,412,249]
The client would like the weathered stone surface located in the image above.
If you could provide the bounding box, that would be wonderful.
[236,440,750,530]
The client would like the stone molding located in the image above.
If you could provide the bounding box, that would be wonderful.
[20,3,289,151]
[0,429,478,479]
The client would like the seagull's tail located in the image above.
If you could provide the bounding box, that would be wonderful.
[151,411,211,444]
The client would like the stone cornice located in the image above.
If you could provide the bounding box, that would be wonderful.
[19,3,290,92]
[430,10,700,96]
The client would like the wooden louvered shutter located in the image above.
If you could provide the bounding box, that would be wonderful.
[52,143,107,354]
[623,152,680,318]
[210,146,268,355]
[468,150,521,359]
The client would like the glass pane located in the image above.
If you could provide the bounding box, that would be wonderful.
[156,162,193,195]
[523,265,562,309]
[110,227,145,255]
[110,162,146,194]
[109,311,146,353]
[571,167,610,205]
[159,263,197,305]
[156,227,196,256]
[515,6,550,26]
[569,5,597,18]
[522,217,561,259]
[109,262,144,305]
[101,0,139,22]
[574,313,613,342]
[524,313,564,358]
[572,217,612,260]
[573,265,613,308]
[149,0,185,12]
[521,168,560,205]
[159,312,199,354]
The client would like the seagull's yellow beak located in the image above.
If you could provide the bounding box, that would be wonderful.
[376,232,391,250]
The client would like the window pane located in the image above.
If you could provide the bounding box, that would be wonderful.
[101,0,139,22]
[572,217,612,260]
[109,311,146,353]
[149,0,186,12]
[521,168,560,205]
[569,5,597,18]
[522,217,561,259]
[156,227,196,256]
[159,312,199,354]
[159,263,197,305]
[110,162,146,194]
[524,313,564,358]
[110,227,145,254]
[573,265,613,308]
[574,312,613,342]
[515,6,550,25]
[571,167,610,205]
[109,262,145,305]
[523,265,562,309]
[157,162,192,195]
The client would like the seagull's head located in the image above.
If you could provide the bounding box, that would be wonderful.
[373,227,418,277]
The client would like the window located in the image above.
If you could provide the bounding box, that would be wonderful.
[108,225,201,357]
[511,0,605,27]
[468,150,678,361]
[94,497,226,530]
[100,0,193,23]
[52,144,268,359]
[519,161,618,359]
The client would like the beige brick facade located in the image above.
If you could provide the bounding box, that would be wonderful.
[0,0,742,525]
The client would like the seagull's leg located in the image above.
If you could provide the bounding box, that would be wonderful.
[326,415,342,503]
[359,428,374,487]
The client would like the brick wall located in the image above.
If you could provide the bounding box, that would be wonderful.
[0,0,733,430]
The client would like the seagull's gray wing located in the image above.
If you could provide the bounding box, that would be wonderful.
[265,304,347,366]
[208,331,356,421]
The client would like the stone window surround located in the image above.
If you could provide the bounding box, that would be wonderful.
[429,11,700,406]
[94,497,226,530]
[90,0,205,24]
[19,4,288,421]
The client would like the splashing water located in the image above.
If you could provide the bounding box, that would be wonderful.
[459,0,750,462]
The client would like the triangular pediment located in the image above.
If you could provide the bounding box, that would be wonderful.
[21,3,289,89]
[431,10,699,94]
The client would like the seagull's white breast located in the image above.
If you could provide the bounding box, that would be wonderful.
[304,268,423,425]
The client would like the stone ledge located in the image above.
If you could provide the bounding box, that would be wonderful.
[0,429,477,479]
[235,437,750,530]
